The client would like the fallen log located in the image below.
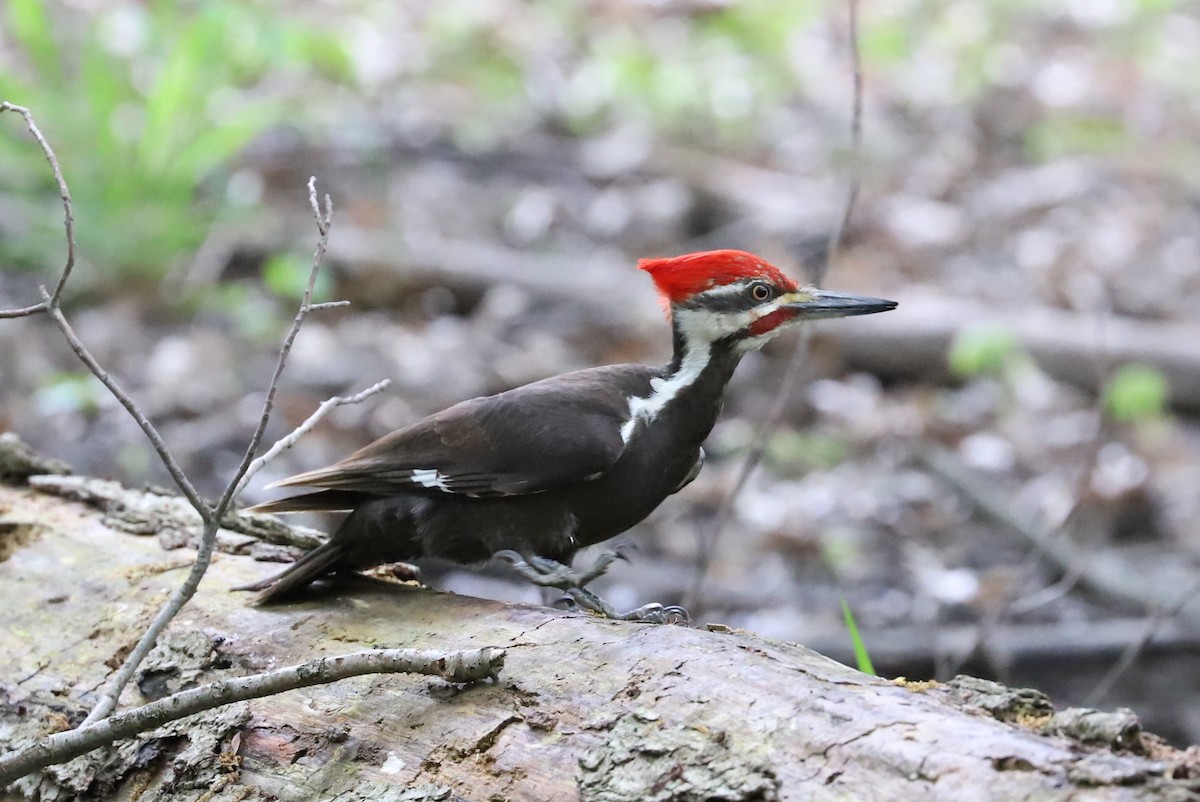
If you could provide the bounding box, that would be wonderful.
[835,290,1200,410]
[0,470,1196,801]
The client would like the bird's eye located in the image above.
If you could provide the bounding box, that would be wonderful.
[749,282,772,302]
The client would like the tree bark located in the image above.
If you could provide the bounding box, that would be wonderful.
[0,470,1196,802]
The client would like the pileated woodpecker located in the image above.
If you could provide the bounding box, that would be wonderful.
[242,250,896,619]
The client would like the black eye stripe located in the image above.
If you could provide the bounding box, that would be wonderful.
[678,281,778,312]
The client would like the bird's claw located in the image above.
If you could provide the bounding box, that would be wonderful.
[556,596,690,625]
[616,603,691,626]
[494,549,688,625]
[494,548,620,590]
[494,550,578,588]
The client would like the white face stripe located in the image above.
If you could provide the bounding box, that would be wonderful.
[674,291,805,340]
[693,281,754,299]
[619,290,813,443]
[674,304,752,341]
[691,282,810,305]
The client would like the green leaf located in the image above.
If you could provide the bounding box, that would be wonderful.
[1026,115,1132,162]
[948,326,1020,378]
[262,253,330,303]
[35,373,101,416]
[1103,364,1169,422]
[840,595,876,676]
[861,18,912,65]
[139,16,210,174]
[176,102,277,178]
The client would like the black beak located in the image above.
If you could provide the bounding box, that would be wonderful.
[785,289,897,320]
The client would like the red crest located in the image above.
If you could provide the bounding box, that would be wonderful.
[637,250,798,306]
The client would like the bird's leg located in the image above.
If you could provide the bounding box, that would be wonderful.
[526,549,620,586]
[493,549,690,625]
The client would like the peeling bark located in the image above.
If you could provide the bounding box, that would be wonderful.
[1,468,1197,802]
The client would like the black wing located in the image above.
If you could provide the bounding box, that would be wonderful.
[268,365,654,499]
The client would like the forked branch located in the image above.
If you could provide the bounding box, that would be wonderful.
[0,103,420,782]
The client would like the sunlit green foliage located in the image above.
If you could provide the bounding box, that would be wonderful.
[0,0,349,286]
[948,325,1021,379]
[409,0,826,141]
[820,528,862,575]
[33,372,101,416]
[1027,115,1133,160]
[1103,363,1169,422]
[261,252,332,304]
[4,0,1196,298]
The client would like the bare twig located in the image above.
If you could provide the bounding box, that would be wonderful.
[911,445,1193,622]
[0,647,505,787]
[928,415,1109,678]
[213,177,333,520]
[40,297,208,515]
[44,292,233,727]
[813,0,863,288]
[1,107,420,783]
[83,178,337,725]
[688,0,864,612]
[1,102,229,725]
[1086,580,1200,707]
[0,102,77,316]
[685,336,811,610]
[232,378,392,500]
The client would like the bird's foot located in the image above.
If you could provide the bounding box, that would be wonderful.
[556,595,690,625]
[494,549,690,625]
[494,548,626,591]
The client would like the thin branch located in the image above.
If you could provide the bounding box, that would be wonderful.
[688,0,864,612]
[1086,579,1200,706]
[1,101,220,725]
[912,444,1180,622]
[685,333,811,610]
[213,177,333,519]
[80,525,222,726]
[0,647,505,787]
[84,178,337,725]
[0,110,400,778]
[232,378,392,500]
[0,102,76,317]
[40,296,209,516]
[1002,419,1110,617]
[815,0,863,288]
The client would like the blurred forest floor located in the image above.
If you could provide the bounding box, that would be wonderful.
[2,1,1199,746]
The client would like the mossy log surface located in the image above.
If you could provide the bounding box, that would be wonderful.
[0,471,1196,802]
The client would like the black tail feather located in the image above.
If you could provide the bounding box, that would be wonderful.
[246,489,371,515]
[233,539,347,603]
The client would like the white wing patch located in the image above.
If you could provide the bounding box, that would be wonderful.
[410,468,452,492]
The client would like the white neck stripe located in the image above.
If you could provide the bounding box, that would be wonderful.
[620,338,711,444]
[618,293,806,444]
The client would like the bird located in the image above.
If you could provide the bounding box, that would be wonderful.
[240,249,896,620]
